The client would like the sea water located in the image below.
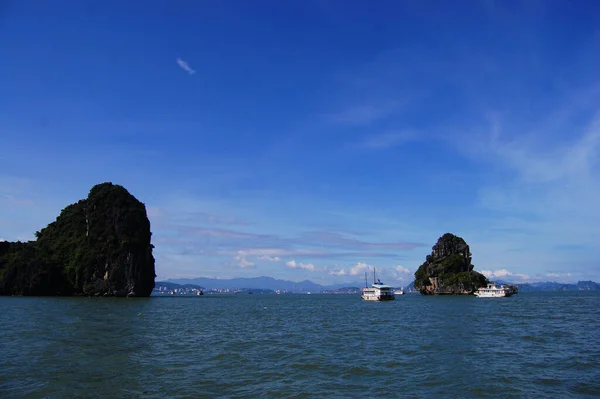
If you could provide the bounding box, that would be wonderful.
[1,292,599,398]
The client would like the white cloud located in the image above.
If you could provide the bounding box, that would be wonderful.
[326,263,410,284]
[0,238,5,242]
[176,58,196,75]
[546,272,573,278]
[285,260,317,271]
[480,269,530,281]
[393,265,410,274]
[328,262,372,277]
[226,249,321,269]
[258,255,281,262]
[349,262,372,276]
[380,266,412,282]
[234,251,255,268]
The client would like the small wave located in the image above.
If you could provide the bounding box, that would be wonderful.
[569,382,600,395]
[290,362,323,371]
[522,335,547,343]
[536,378,562,386]
[208,352,246,362]
[344,365,370,376]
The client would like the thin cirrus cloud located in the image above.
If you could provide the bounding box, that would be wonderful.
[329,101,402,126]
[228,248,325,258]
[148,205,253,227]
[430,68,600,281]
[160,225,274,241]
[225,249,402,266]
[546,272,573,278]
[176,58,196,75]
[152,220,422,256]
[298,231,424,251]
[350,131,418,150]
[174,212,252,226]
[151,222,417,275]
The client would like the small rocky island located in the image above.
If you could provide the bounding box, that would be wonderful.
[413,233,488,295]
[0,183,156,297]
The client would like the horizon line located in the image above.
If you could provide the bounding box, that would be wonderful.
[159,276,598,286]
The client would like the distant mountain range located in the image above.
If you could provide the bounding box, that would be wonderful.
[162,276,600,293]
[497,280,600,292]
[164,276,364,292]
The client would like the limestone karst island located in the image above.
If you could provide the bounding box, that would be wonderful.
[0,183,156,297]
[414,233,489,295]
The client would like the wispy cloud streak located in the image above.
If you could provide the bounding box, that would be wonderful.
[177,58,196,75]
[329,101,402,125]
[349,131,417,150]
[298,231,424,251]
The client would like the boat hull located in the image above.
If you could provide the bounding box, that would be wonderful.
[361,294,395,301]
[474,291,513,298]
[361,287,395,301]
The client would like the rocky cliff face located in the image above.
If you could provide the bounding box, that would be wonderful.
[413,233,488,295]
[0,183,156,297]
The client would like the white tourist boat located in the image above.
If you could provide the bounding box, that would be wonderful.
[394,289,404,295]
[474,283,514,298]
[361,270,395,301]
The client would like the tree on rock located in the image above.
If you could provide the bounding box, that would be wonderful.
[413,233,488,295]
[0,182,156,297]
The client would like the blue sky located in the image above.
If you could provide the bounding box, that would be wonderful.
[1,0,599,286]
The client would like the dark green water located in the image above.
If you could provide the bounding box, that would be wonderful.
[1,292,599,398]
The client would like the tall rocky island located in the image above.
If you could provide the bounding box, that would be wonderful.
[0,183,156,297]
[414,233,488,295]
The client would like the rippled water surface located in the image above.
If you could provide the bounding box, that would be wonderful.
[1,292,599,398]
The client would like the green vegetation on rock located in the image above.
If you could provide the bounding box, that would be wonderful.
[413,233,488,295]
[0,183,156,297]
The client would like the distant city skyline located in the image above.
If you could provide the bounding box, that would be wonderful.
[1,1,599,286]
